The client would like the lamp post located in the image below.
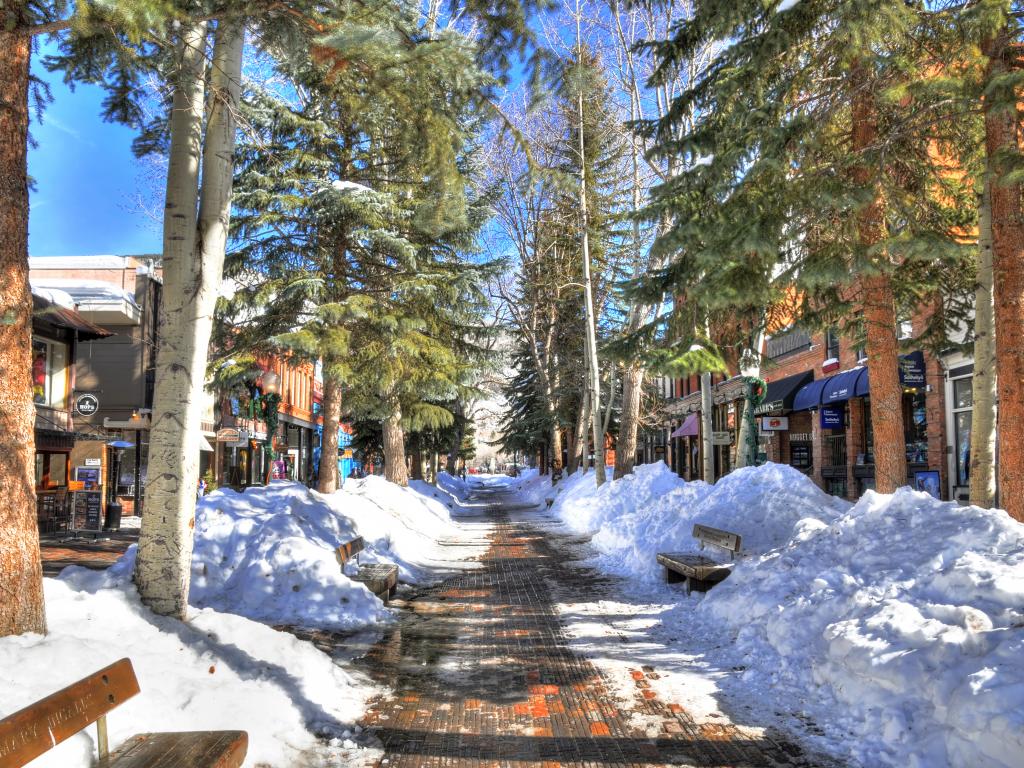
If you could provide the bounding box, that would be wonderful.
[261,370,281,484]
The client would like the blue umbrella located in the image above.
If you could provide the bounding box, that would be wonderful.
[108,440,135,449]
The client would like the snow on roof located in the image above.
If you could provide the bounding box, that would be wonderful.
[29,278,140,307]
[29,255,158,270]
[30,284,76,309]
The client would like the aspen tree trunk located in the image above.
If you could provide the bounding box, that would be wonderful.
[568,392,589,474]
[851,64,906,494]
[578,102,606,488]
[614,363,644,478]
[970,178,997,508]
[734,329,765,468]
[134,21,210,619]
[382,400,409,486]
[701,373,714,482]
[0,3,45,636]
[549,422,563,476]
[983,26,1024,520]
[318,375,342,493]
[430,452,439,485]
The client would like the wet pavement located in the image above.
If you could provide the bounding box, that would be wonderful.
[355,488,827,767]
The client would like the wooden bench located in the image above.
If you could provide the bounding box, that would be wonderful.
[336,536,398,604]
[656,524,742,594]
[0,657,246,768]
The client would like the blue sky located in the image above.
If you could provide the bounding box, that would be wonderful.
[29,44,162,257]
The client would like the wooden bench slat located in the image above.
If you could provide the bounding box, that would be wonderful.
[656,553,733,581]
[352,563,399,600]
[692,524,741,553]
[335,536,365,565]
[0,658,139,768]
[110,731,247,768]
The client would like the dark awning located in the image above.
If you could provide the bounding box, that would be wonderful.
[33,294,113,341]
[754,370,814,415]
[793,378,828,411]
[822,367,868,404]
[671,412,700,438]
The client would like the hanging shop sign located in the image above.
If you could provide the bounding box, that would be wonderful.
[820,405,844,429]
[217,428,241,443]
[761,416,789,431]
[899,351,927,388]
[711,431,733,445]
[75,393,99,416]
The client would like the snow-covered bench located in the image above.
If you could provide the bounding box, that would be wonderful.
[335,536,398,604]
[0,657,247,768]
[656,524,742,594]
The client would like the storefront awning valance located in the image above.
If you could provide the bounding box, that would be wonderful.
[793,351,927,411]
[671,413,700,438]
[822,367,868,404]
[754,370,813,415]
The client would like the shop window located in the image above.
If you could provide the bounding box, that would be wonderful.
[951,377,973,486]
[903,391,928,464]
[826,478,847,498]
[31,338,68,408]
[35,451,69,489]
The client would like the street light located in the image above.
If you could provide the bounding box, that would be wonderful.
[260,370,281,484]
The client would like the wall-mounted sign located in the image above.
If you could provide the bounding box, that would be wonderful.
[711,431,733,446]
[790,443,812,469]
[899,351,926,388]
[820,405,844,429]
[761,416,789,431]
[216,428,241,443]
[75,393,99,415]
[84,458,102,467]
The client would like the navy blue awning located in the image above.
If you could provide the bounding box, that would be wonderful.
[822,368,867,404]
[793,378,828,411]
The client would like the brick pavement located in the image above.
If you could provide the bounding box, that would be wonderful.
[39,532,136,576]
[357,496,826,768]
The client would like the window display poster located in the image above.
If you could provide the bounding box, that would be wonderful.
[76,467,100,490]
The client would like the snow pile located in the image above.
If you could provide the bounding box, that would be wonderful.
[0,566,378,768]
[186,478,478,630]
[507,467,550,507]
[699,488,1024,768]
[548,462,848,581]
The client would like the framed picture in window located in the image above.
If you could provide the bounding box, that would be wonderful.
[913,470,941,500]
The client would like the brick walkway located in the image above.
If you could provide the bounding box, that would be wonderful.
[39,532,136,576]
[357,496,826,767]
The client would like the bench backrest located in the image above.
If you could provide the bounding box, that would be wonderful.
[0,658,139,768]
[692,524,741,554]
[335,536,365,565]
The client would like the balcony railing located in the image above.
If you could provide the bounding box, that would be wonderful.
[35,404,71,432]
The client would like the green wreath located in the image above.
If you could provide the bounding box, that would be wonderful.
[746,376,768,406]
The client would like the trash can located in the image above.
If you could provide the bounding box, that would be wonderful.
[104,502,123,531]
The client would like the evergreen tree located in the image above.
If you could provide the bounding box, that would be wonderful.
[638,0,975,493]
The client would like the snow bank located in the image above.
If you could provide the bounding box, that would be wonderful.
[548,462,848,581]
[699,487,1024,768]
[0,565,378,768]
[106,478,478,632]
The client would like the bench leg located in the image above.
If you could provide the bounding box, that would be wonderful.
[665,567,685,584]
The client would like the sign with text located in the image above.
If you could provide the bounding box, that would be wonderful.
[216,428,241,443]
[760,416,789,431]
[899,351,926,388]
[711,431,733,446]
[75,393,99,416]
[790,443,812,469]
[820,405,844,430]
[71,490,103,531]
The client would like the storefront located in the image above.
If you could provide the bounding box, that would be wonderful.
[755,370,814,474]
[790,351,942,499]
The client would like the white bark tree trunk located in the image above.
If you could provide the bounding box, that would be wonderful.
[701,372,714,482]
[970,178,997,507]
[136,20,243,619]
[569,391,589,474]
[734,329,765,469]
